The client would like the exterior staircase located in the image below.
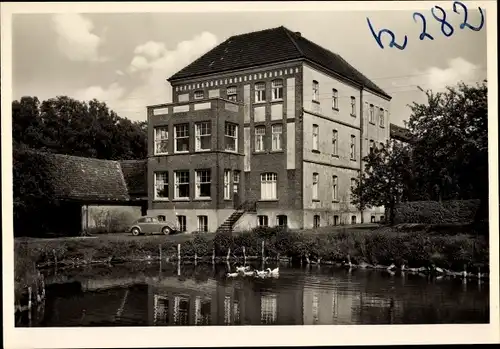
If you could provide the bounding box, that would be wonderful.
[215,200,256,234]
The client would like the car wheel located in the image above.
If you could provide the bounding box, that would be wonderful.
[131,228,141,236]
[162,226,172,235]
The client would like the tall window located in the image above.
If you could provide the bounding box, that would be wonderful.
[233,170,240,193]
[332,89,339,109]
[154,172,168,200]
[154,127,168,155]
[258,215,268,227]
[224,170,231,200]
[271,79,283,100]
[369,140,374,154]
[227,86,237,101]
[255,126,265,152]
[255,82,266,102]
[369,104,375,123]
[195,122,211,151]
[379,108,385,127]
[261,173,277,200]
[195,170,211,199]
[312,80,319,102]
[174,171,190,199]
[174,124,189,153]
[350,135,356,160]
[351,215,357,224]
[225,122,238,152]
[198,215,208,232]
[271,124,282,151]
[177,215,187,232]
[276,215,288,227]
[350,96,356,116]
[332,130,338,156]
[313,215,320,228]
[312,124,319,151]
[194,90,204,100]
[312,173,319,200]
[332,175,338,201]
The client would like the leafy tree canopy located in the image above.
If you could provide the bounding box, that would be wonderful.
[351,81,488,224]
[12,96,147,160]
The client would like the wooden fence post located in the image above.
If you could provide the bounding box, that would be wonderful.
[159,244,162,261]
[194,252,198,266]
[226,247,231,262]
[243,246,246,263]
[212,248,215,264]
[261,241,265,261]
[177,244,181,262]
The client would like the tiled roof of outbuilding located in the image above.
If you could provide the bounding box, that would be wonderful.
[22,151,147,202]
[169,26,390,99]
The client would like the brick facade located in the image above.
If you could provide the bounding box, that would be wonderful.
[147,27,391,232]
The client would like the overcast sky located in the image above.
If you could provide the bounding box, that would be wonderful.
[12,8,487,126]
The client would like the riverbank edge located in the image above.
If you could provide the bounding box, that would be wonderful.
[14,226,489,312]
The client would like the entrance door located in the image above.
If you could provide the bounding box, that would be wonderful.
[233,171,241,209]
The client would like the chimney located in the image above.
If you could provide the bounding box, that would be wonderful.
[295,32,301,37]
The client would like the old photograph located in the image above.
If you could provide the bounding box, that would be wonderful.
[2,0,498,347]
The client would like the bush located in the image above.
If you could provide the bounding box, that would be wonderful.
[393,200,481,224]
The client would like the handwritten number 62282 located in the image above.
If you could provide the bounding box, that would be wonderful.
[368,1,485,50]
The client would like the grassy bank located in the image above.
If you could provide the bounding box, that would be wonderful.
[15,226,489,273]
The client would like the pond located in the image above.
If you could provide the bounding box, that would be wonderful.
[17,262,489,326]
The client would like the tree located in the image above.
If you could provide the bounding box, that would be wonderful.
[12,96,147,160]
[351,141,413,225]
[407,81,488,203]
[352,81,488,225]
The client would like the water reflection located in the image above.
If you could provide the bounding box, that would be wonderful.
[20,263,489,327]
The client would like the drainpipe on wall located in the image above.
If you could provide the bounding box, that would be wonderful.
[359,85,365,224]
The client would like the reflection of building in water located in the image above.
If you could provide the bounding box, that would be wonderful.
[302,276,358,325]
[194,296,211,325]
[352,293,400,324]
[153,295,169,325]
[261,294,278,324]
[147,276,304,325]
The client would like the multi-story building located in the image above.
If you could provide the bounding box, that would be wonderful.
[147,26,391,233]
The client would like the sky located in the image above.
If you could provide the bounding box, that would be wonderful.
[12,9,487,126]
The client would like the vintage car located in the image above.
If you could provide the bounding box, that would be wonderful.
[128,216,179,236]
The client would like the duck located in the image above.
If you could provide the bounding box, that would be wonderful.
[226,272,239,278]
[386,263,396,271]
[243,270,255,277]
[236,266,251,273]
[266,267,280,277]
[254,270,268,278]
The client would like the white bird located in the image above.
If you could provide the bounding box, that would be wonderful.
[226,272,239,278]
[243,270,255,276]
[267,267,280,277]
[387,263,396,271]
[236,266,251,273]
[254,270,268,278]
[434,266,444,274]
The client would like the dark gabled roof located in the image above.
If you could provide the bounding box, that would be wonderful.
[120,159,148,198]
[45,153,130,201]
[168,26,390,99]
[390,123,412,143]
[19,150,147,202]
